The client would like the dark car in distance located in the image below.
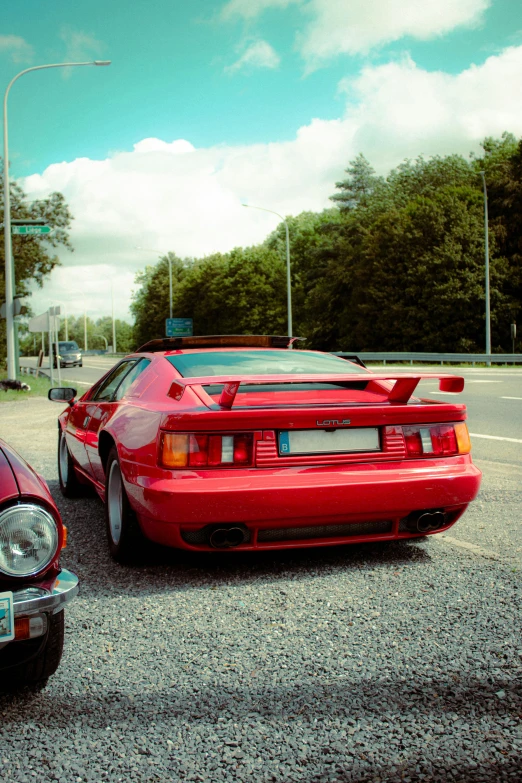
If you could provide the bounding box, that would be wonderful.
[52,341,83,369]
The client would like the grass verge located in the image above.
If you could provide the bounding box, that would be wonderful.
[0,374,51,402]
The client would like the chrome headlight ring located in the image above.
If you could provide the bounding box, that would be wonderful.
[0,504,60,578]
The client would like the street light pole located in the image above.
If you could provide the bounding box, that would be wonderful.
[2,59,111,379]
[479,172,491,363]
[111,280,117,353]
[242,204,292,338]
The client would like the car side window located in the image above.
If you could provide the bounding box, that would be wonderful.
[113,359,151,401]
[92,361,138,402]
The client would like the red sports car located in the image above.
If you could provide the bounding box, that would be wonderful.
[0,438,78,689]
[49,336,481,563]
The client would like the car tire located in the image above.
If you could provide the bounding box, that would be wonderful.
[58,428,85,498]
[2,610,64,692]
[79,361,83,368]
[105,446,147,564]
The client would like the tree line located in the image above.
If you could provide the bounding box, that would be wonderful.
[132,133,522,353]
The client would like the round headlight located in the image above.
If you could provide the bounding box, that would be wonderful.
[0,504,59,577]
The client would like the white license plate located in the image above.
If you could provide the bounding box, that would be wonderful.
[278,428,380,455]
[0,591,14,642]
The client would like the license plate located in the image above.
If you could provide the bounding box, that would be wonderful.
[0,591,14,642]
[278,428,380,455]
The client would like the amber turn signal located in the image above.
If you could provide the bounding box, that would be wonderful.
[161,433,189,468]
[455,422,471,454]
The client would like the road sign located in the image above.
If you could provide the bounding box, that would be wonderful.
[28,309,60,333]
[166,318,193,337]
[12,225,51,236]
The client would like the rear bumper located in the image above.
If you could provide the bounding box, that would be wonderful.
[124,455,482,550]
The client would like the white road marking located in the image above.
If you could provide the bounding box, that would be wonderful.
[61,379,91,387]
[501,396,522,400]
[464,380,502,383]
[436,535,501,561]
[428,390,461,395]
[470,432,522,444]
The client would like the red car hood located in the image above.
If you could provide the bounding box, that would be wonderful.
[0,439,55,507]
[0,442,20,503]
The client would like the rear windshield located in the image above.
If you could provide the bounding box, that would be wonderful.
[167,350,364,378]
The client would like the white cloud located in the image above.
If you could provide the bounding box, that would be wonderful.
[222,0,491,65]
[0,35,34,64]
[21,45,522,322]
[225,40,281,72]
[222,0,300,19]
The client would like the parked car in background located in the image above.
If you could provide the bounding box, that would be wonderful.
[0,438,78,690]
[49,335,481,564]
[52,341,83,369]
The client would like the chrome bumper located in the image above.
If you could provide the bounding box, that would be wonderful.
[13,569,79,616]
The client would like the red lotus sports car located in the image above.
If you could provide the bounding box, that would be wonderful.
[49,335,481,564]
[0,438,78,689]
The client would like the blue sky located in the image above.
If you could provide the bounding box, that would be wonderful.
[2,0,522,321]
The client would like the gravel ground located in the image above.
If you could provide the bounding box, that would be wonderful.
[1,398,521,783]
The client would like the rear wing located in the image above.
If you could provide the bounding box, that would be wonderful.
[168,372,464,410]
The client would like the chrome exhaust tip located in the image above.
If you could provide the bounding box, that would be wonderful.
[209,526,246,548]
[416,511,447,533]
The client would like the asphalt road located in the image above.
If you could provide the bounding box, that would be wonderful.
[1,362,521,781]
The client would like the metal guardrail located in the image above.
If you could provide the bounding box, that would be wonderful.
[336,352,522,365]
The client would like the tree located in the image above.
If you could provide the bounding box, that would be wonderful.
[131,254,187,347]
[0,162,73,366]
[330,153,386,211]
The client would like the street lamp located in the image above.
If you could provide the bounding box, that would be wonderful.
[479,172,491,363]
[242,203,292,338]
[3,59,111,379]
[135,246,173,319]
[94,333,108,351]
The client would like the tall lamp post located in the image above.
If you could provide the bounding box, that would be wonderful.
[479,171,491,362]
[3,59,111,379]
[242,203,292,338]
[135,247,173,318]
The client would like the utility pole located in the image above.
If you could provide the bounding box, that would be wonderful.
[479,172,491,365]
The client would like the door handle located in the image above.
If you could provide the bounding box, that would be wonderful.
[83,415,91,428]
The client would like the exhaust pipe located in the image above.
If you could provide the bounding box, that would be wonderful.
[209,526,246,549]
[415,511,446,533]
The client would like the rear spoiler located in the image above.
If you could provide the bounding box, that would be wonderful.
[168,372,464,410]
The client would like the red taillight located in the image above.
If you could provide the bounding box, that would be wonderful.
[403,427,423,456]
[233,434,252,465]
[431,425,457,455]
[399,423,468,458]
[161,432,254,469]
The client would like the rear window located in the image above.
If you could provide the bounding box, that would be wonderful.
[167,350,364,378]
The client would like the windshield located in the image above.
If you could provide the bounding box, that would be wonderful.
[167,350,364,377]
[59,342,80,351]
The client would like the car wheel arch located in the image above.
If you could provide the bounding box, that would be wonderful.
[99,431,116,474]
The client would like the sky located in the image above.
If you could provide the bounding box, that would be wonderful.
[2,0,522,324]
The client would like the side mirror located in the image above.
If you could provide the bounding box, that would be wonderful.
[48,387,77,404]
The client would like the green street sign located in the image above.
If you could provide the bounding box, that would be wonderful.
[12,225,51,236]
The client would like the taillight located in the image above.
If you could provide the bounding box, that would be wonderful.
[397,423,471,458]
[161,432,254,469]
